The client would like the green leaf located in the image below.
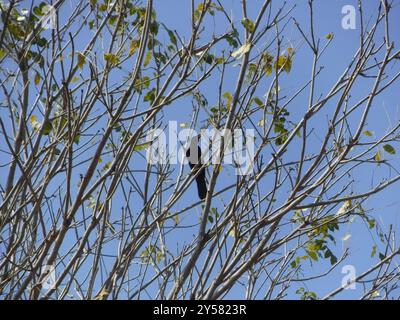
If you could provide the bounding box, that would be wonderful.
[144,51,152,67]
[325,32,334,40]
[134,142,151,151]
[223,92,232,110]
[368,218,376,229]
[42,121,53,135]
[308,250,318,261]
[383,144,395,155]
[209,3,223,12]
[371,245,377,258]
[8,23,25,39]
[33,2,47,16]
[36,37,47,47]
[241,18,255,33]
[202,53,214,65]
[74,134,81,145]
[215,57,225,64]
[225,34,238,48]
[363,130,373,137]
[143,88,156,103]
[33,6,43,16]
[113,124,122,132]
[134,76,151,91]
[210,107,218,114]
[324,249,331,259]
[162,23,177,46]
[167,29,177,45]
[254,97,264,107]
[149,21,159,35]
[99,3,108,11]
[104,53,120,66]
[154,52,167,64]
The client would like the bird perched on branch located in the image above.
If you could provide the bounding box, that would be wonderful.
[186,136,207,200]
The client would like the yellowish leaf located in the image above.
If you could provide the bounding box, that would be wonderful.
[104,53,120,66]
[223,92,232,109]
[30,115,37,125]
[34,72,41,85]
[77,52,86,70]
[144,51,152,67]
[375,150,382,162]
[129,39,140,56]
[262,52,273,76]
[275,55,292,73]
[325,32,334,40]
[0,48,6,59]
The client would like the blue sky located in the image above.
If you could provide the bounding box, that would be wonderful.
[1,0,400,299]
[152,0,400,299]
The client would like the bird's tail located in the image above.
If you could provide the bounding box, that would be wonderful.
[196,175,207,200]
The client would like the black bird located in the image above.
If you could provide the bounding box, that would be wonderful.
[186,138,207,200]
